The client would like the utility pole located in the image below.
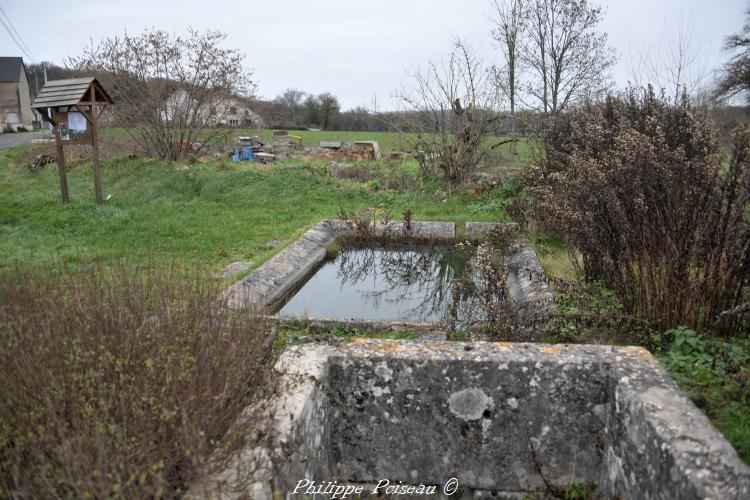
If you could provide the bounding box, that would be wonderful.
[43,63,51,130]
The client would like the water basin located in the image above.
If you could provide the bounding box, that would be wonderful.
[275,245,474,322]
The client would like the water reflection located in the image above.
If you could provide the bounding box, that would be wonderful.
[276,245,476,322]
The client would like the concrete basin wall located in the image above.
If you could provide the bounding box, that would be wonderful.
[222,219,552,327]
[327,345,609,491]
[193,340,750,499]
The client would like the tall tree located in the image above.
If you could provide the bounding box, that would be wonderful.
[716,9,750,104]
[492,0,524,154]
[628,11,710,104]
[520,0,616,114]
[303,95,320,127]
[26,62,79,97]
[317,93,340,130]
[273,88,306,126]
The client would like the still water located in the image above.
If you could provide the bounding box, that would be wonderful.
[276,245,475,322]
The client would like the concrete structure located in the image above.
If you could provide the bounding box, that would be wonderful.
[0,57,33,132]
[221,220,534,318]
[191,340,750,499]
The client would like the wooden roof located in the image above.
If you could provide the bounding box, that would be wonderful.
[32,77,114,109]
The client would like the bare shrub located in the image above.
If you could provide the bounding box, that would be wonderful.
[529,86,750,336]
[398,40,502,186]
[0,263,273,498]
[447,230,520,340]
[71,28,254,161]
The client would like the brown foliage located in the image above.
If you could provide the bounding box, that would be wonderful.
[0,263,273,498]
[529,87,750,335]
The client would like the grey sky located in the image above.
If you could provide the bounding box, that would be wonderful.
[1,0,747,110]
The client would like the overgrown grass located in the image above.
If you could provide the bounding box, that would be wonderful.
[0,262,274,498]
[0,148,514,273]
[530,234,579,283]
[540,255,750,463]
[659,327,750,464]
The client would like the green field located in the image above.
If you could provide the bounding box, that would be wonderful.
[1,128,748,467]
[0,143,514,273]
[103,126,533,163]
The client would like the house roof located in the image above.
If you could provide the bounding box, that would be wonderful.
[32,77,114,109]
[0,57,25,82]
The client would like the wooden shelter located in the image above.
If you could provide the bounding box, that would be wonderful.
[32,77,114,203]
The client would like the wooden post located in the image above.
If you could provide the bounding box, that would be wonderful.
[53,121,70,203]
[90,88,103,204]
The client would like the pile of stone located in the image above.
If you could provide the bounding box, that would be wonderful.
[352,141,381,161]
[320,140,352,161]
[271,130,293,158]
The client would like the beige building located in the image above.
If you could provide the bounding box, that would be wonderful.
[213,97,266,128]
[0,57,33,132]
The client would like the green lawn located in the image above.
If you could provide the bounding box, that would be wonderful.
[0,146,513,273]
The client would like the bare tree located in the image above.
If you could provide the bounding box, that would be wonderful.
[492,0,525,154]
[716,8,750,104]
[273,88,306,126]
[629,10,711,104]
[398,40,501,185]
[520,0,616,114]
[72,28,253,161]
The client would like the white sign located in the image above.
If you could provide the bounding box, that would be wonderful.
[68,112,87,132]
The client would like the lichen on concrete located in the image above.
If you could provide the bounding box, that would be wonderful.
[191,340,750,499]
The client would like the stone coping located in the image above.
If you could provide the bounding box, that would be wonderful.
[190,339,750,499]
[222,220,538,325]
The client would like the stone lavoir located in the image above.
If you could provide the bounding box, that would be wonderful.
[198,220,750,499]
[191,340,750,499]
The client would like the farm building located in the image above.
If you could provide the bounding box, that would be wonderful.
[0,57,34,132]
[210,97,266,128]
[161,89,265,128]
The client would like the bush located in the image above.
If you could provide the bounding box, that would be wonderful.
[529,87,750,336]
[0,263,273,498]
[399,40,500,186]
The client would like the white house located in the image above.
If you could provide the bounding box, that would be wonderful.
[161,89,265,128]
[211,97,266,128]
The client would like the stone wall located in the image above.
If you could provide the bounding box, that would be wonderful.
[222,219,551,324]
[191,340,750,499]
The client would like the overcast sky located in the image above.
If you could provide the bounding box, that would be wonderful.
[1,0,747,109]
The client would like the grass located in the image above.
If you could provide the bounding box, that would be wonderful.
[3,127,748,472]
[531,233,579,282]
[659,327,750,464]
[102,126,534,163]
[540,253,750,465]
[0,142,514,273]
